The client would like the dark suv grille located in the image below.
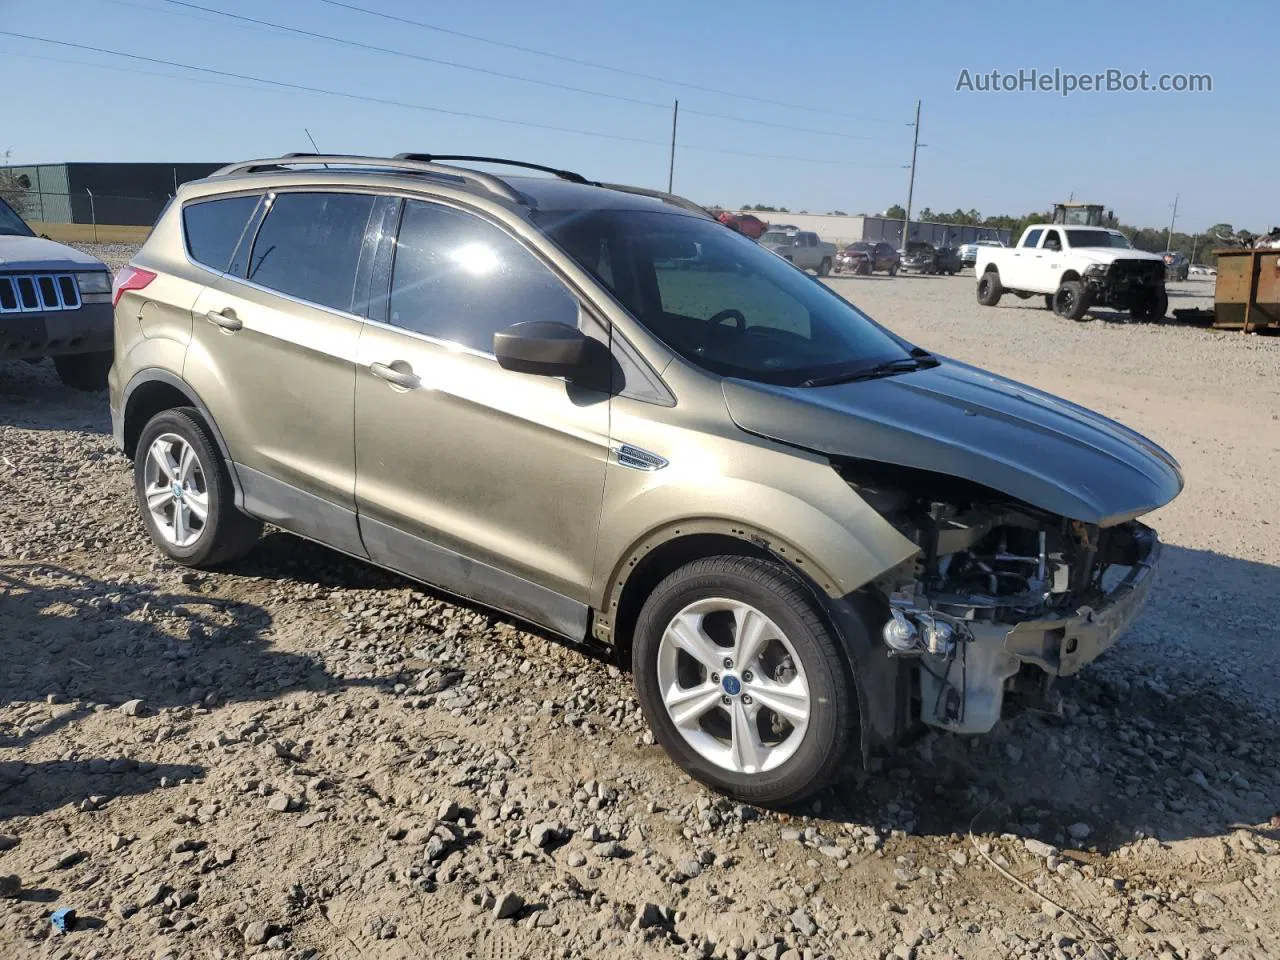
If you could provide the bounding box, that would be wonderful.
[0,273,82,314]
[1109,260,1163,285]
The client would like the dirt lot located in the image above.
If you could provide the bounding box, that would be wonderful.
[2,254,1278,960]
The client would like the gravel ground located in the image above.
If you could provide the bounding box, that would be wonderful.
[1,248,1277,960]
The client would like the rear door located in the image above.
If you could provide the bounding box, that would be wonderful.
[352,197,610,636]
[185,190,384,556]
[1005,228,1043,289]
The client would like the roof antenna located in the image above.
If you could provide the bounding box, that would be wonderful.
[304,128,321,153]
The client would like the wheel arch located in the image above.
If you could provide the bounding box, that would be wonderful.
[1059,269,1083,284]
[120,370,244,502]
[596,519,851,660]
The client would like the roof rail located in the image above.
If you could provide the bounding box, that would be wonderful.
[394,154,593,185]
[208,154,522,204]
[597,183,716,219]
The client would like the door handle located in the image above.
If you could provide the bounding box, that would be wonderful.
[205,308,243,331]
[370,361,420,390]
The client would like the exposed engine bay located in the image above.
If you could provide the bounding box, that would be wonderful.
[838,459,1159,734]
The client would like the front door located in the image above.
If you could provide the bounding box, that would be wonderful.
[185,190,381,556]
[353,198,610,637]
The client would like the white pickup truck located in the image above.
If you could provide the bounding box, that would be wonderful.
[975,224,1167,321]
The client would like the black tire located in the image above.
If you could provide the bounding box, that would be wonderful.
[888,264,898,277]
[817,258,832,277]
[53,351,112,391]
[133,407,262,568]
[976,270,1003,306]
[1130,287,1169,322]
[633,556,856,807]
[1052,280,1092,321]
[1044,294,1054,310]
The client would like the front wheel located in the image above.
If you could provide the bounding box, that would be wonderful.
[1131,287,1169,322]
[53,351,112,391]
[633,556,856,807]
[888,264,898,277]
[1053,279,1093,321]
[976,270,1003,306]
[133,408,263,567]
[817,258,832,277]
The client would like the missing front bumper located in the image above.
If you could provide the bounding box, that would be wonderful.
[918,523,1160,733]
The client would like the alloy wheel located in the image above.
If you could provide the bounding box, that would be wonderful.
[142,433,208,547]
[656,598,811,774]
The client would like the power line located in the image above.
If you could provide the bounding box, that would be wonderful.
[154,0,668,110]
[0,32,899,169]
[135,0,893,142]
[312,0,897,124]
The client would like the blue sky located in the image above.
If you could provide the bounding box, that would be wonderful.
[0,0,1267,231]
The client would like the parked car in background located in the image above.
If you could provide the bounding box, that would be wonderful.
[1162,251,1190,281]
[718,211,769,240]
[975,224,1167,321]
[0,197,117,390]
[835,241,899,276]
[760,229,837,276]
[109,152,1182,806]
[1188,262,1216,277]
[958,238,1005,269]
[899,241,961,275]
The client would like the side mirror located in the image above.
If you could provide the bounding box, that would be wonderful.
[494,321,587,378]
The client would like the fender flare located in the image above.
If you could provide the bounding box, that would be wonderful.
[118,369,246,505]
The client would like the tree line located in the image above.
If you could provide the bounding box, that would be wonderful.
[731,201,1257,265]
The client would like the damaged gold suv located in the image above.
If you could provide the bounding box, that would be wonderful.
[110,154,1182,805]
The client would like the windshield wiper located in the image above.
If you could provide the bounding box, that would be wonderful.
[799,357,925,388]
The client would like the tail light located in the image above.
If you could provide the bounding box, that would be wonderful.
[112,265,157,307]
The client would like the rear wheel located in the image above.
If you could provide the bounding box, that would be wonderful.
[1053,280,1093,321]
[134,408,263,567]
[976,270,1003,306]
[53,351,112,391]
[1044,294,1054,310]
[633,556,856,807]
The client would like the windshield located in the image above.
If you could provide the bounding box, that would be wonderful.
[759,231,796,246]
[1066,228,1129,249]
[0,199,34,237]
[538,209,913,386]
[846,242,872,253]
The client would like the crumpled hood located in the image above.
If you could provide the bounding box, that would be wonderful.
[722,359,1183,526]
[0,235,107,272]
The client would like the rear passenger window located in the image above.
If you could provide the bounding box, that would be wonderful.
[183,195,261,273]
[389,200,577,354]
[247,192,375,313]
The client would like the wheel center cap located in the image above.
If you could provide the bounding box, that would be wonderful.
[720,674,742,696]
[172,482,183,501]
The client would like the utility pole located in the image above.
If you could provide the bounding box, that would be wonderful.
[1190,233,1199,263]
[667,100,679,193]
[902,100,921,250]
[1166,193,1179,251]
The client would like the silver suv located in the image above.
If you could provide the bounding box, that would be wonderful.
[110,154,1182,805]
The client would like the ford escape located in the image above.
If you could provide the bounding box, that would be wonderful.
[110,154,1182,805]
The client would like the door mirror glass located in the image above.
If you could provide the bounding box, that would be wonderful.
[494,320,588,378]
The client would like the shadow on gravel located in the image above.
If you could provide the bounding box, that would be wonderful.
[0,760,206,820]
[0,360,111,433]
[0,562,368,816]
[234,531,615,665]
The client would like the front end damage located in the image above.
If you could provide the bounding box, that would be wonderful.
[838,459,1161,735]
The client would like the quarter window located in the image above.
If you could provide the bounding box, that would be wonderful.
[246,192,376,312]
[183,194,261,273]
[388,200,578,354]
